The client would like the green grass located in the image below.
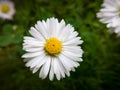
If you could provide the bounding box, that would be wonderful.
[0,0,120,90]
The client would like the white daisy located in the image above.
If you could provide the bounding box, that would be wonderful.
[22,17,83,81]
[0,0,15,20]
[97,0,120,28]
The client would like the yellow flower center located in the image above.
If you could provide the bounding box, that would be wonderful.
[44,38,62,55]
[1,4,10,13]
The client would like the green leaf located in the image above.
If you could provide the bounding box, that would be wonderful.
[12,34,23,44]
[0,35,14,46]
[2,24,14,35]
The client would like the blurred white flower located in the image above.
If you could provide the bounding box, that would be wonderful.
[22,17,83,81]
[0,0,15,20]
[97,0,120,36]
[97,0,120,28]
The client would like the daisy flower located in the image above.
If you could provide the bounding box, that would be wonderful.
[22,17,83,80]
[97,0,120,28]
[0,0,15,20]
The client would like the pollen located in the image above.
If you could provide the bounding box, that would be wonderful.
[44,38,62,55]
[1,4,10,13]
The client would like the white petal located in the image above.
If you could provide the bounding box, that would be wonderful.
[49,58,54,81]
[115,27,120,33]
[71,67,75,72]
[29,27,45,41]
[53,57,61,80]
[25,56,41,67]
[39,55,50,79]
[55,19,66,39]
[58,24,72,42]
[22,51,44,58]
[43,56,51,78]
[62,49,82,58]
[99,17,113,23]
[35,21,48,39]
[58,54,73,71]
[62,50,83,62]
[23,39,42,46]
[60,54,80,69]
[57,59,65,78]
[63,46,83,55]
[30,53,45,68]
[100,8,117,12]
[23,41,44,50]
[34,55,48,70]
[25,47,43,52]
[67,31,79,41]
[39,65,45,79]
[49,18,59,37]
[32,67,39,74]
[63,37,83,46]
[111,17,120,27]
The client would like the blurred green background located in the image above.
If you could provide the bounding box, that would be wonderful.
[0,0,120,90]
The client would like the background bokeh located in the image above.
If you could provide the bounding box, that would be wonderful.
[0,0,120,90]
